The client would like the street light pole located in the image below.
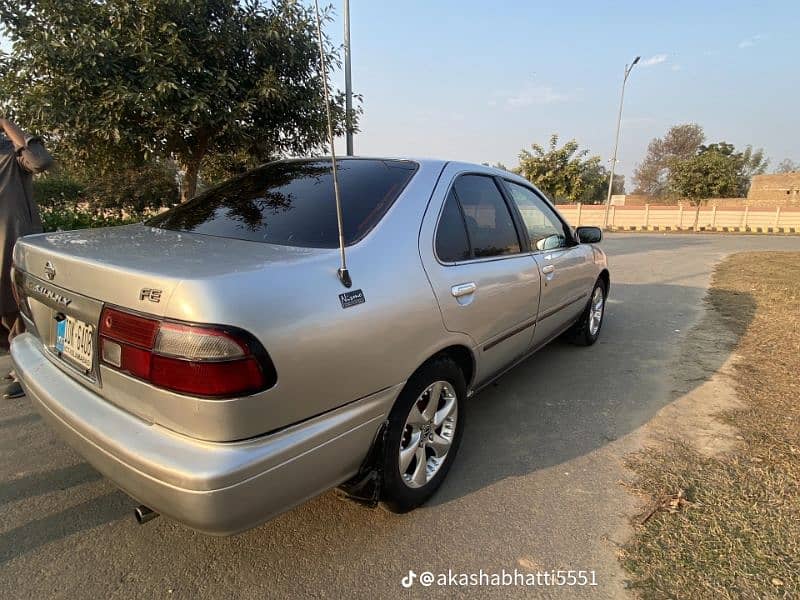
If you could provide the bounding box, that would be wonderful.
[343,0,354,156]
[603,56,640,228]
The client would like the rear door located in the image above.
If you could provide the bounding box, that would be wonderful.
[420,169,541,384]
[501,180,595,349]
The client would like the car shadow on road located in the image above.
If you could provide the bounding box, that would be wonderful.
[0,412,41,430]
[428,281,755,507]
[0,491,130,566]
[0,462,103,507]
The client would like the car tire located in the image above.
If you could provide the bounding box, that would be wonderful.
[380,357,466,513]
[568,278,607,346]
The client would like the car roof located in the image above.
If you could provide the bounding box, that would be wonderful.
[279,156,530,184]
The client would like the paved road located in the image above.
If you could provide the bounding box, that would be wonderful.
[2,234,800,599]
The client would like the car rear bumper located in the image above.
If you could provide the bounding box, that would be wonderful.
[12,333,399,535]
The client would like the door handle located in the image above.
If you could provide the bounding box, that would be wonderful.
[451,282,477,298]
[541,265,555,274]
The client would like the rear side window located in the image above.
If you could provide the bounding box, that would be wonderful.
[453,175,520,258]
[435,190,471,262]
[148,159,418,248]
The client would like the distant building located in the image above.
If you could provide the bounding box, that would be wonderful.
[748,173,800,207]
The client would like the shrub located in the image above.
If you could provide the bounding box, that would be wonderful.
[83,162,179,212]
[33,175,84,208]
[32,163,176,231]
[40,206,146,232]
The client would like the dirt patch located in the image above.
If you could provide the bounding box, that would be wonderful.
[647,355,744,458]
[645,290,748,458]
[620,252,800,598]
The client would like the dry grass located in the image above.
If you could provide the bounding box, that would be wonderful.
[621,252,800,599]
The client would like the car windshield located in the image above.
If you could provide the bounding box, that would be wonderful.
[148,159,418,248]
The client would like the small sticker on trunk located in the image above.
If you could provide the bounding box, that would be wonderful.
[339,289,365,309]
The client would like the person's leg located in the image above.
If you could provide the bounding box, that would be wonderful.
[6,312,24,343]
[0,313,13,354]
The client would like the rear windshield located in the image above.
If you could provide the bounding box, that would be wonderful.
[148,159,418,248]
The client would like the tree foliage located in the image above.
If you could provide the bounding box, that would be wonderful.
[632,123,705,196]
[633,124,768,199]
[669,150,741,204]
[0,0,356,201]
[775,158,800,174]
[515,134,611,204]
[35,162,179,212]
[610,173,625,196]
[697,142,768,196]
[669,147,747,229]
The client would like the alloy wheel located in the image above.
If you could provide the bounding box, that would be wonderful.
[588,286,605,336]
[398,380,458,488]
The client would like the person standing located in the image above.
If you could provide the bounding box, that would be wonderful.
[0,117,53,397]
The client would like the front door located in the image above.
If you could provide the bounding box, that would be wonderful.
[420,170,541,384]
[501,180,594,349]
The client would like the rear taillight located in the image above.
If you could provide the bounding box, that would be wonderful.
[99,307,276,398]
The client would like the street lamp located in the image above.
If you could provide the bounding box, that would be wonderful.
[603,55,640,228]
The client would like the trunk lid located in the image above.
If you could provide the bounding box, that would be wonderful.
[14,224,324,317]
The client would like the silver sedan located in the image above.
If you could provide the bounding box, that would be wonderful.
[11,158,609,534]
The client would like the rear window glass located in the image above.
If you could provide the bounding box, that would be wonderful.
[148,159,418,248]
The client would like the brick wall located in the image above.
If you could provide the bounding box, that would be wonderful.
[612,193,790,209]
[747,173,800,207]
[704,197,748,208]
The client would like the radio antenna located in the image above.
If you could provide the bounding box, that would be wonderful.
[313,0,351,288]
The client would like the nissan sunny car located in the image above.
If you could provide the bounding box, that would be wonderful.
[11,158,609,534]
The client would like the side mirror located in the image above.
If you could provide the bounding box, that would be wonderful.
[576,226,602,244]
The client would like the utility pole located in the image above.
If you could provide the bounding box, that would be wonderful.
[603,56,640,228]
[344,0,354,156]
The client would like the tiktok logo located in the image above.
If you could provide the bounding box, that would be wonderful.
[401,570,417,588]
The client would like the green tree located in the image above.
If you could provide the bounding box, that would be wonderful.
[0,0,356,202]
[698,142,768,196]
[633,124,705,197]
[515,134,608,204]
[670,149,740,229]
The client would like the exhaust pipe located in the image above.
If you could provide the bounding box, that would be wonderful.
[134,505,159,525]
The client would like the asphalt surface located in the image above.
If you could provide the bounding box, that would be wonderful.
[2,233,800,599]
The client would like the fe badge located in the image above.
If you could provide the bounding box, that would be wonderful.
[339,289,365,309]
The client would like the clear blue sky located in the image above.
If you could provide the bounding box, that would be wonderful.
[3,2,798,186]
[328,0,800,184]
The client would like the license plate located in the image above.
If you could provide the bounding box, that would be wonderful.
[55,316,94,372]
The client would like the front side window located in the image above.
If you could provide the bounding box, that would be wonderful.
[503,181,569,251]
[148,159,418,248]
[452,175,520,258]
